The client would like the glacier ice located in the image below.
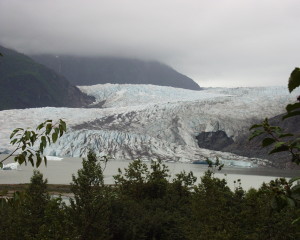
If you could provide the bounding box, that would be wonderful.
[45,156,63,161]
[0,84,299,166]
[1,162,19,170]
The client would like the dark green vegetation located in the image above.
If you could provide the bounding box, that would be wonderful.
[31,55,201,90]
[0,46,94,110]
[0,153,299,240]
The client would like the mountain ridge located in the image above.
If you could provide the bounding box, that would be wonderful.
[30,55,201,90]
[0,46,94,110]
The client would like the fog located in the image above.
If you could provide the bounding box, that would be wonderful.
[1,0,300,87]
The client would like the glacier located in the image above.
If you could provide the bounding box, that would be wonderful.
[1,162,19,170]
[0,84,299,167]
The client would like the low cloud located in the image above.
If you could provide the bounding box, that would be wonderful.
[1,0,300,87]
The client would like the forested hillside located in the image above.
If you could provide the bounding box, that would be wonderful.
[0,46,94,110]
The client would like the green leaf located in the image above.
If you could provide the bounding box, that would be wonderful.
[59,125,64,137]
[10,130,18,139]
[288,67,300,93]
[41,136,47,148]
[46,123,52,135]
[36,123,44,130]
[44,156,47,167]
[269,144,290,154]
[36,154,42,168]
[30,135,36,146]
[16,154,25,165]
[25,131,31,140]
[282,111,300,120]
[249,130,264,141]
[9,128,22,139]
[249,124,262,130]
[274,142,287,148]
[262,138,276,147]
[270,126,283,134]
[10,139,18,145]
[28,154,33,166]
[60,120,67,132]
[286,102,300,112]
[28,156,34,166]
[278,133,294,138]
[0,162,3,169]
[54,127,59,136]
[52,132,58,143]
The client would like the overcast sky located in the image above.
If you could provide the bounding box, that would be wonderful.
[1,0,300,87]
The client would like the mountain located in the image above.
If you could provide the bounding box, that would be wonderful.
[0,46,94,110]
[30,55,201,90]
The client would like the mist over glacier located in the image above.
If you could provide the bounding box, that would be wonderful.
[0,84,298,166]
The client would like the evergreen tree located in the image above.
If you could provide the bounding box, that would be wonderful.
[68,151,111,240]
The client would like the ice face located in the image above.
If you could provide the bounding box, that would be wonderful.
[0,85,298,166]
[1,162,19,170]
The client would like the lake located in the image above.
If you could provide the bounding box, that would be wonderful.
[1,155,299,190]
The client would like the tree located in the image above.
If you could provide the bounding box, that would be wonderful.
[112,159,195,240]
[68,150,112,240]
[0,170,70,239]
[21,170,50,238]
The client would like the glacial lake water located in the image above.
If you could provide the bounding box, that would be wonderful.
[1,155,299,190]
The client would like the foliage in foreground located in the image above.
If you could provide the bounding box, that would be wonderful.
[249,67,300,165]
[0,119,67,168]
[0,153,299,240]
[249,67,300,219]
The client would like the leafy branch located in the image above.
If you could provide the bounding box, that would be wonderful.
[249,67,300,221]
[249,67,300,164]
[249,118,299,164]
[0,119,67,168]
